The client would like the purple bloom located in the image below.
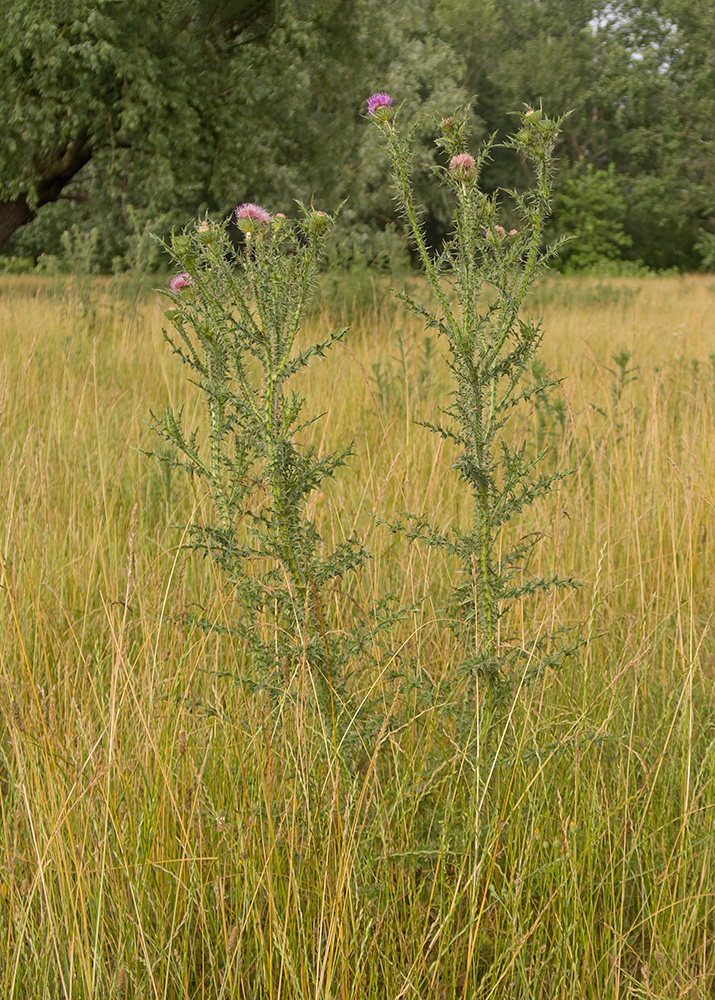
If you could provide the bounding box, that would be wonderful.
[170,272,192,291]
[449,153,477,179]
[235,203,271,224]
[366,92,392,118]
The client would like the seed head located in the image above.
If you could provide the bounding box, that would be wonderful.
[115,967,129,995]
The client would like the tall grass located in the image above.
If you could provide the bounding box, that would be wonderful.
[0,273,714,998]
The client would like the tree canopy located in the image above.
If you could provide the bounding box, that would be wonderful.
[2,0,714,271]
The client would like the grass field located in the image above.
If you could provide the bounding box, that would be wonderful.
[1,273,714,998]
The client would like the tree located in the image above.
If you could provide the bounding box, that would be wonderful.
[2,0,471,269]
[549,163,633,271]
[0,0,279,253]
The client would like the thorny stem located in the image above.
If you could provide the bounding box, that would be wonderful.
[374,104,561,676]
[385,125,457,338]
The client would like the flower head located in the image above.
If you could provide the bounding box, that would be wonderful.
[170,272,192,292]
[235,203,271,224]
[449,153,477,180]
[235,202,272,236]
[366,92,392,119]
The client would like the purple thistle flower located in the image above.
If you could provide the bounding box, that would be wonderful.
[449,153,477,180]
[170,272,192,291]
[235,203,271,224]
[366,92,392,118]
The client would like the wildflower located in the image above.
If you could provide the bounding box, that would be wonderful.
[366,92,392,119]
[170,272,192,291]
[449,152,477,180]
[494,225,506,239]
[525,109,534,117]
[509,229,518,235]
[235,203,272,228]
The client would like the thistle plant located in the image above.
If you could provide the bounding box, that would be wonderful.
[153,203,369,734]
[367,96,578,692]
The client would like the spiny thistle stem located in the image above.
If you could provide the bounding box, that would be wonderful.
[367,95,575,690]
[154,204,370,741]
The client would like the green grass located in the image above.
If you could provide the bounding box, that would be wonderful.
[1,273,714,998]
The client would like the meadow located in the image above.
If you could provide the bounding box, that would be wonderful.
[0,272,714,998]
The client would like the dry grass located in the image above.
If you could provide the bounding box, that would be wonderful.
[0,272,714,998]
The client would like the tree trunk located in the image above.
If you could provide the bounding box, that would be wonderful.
[0,197,35,251]
[0,131,93,254]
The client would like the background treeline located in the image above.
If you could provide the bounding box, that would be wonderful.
[1,0,714,274]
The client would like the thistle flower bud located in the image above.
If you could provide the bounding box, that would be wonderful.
[173,234,191,258]
[306,209,331,235]
[197,221,214,245]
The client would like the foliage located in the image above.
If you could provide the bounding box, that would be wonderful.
[3,0,715,271]
[695,228,715,271]
[437,0,715,271]
[0,0,471,271]
[549,163,634,273]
